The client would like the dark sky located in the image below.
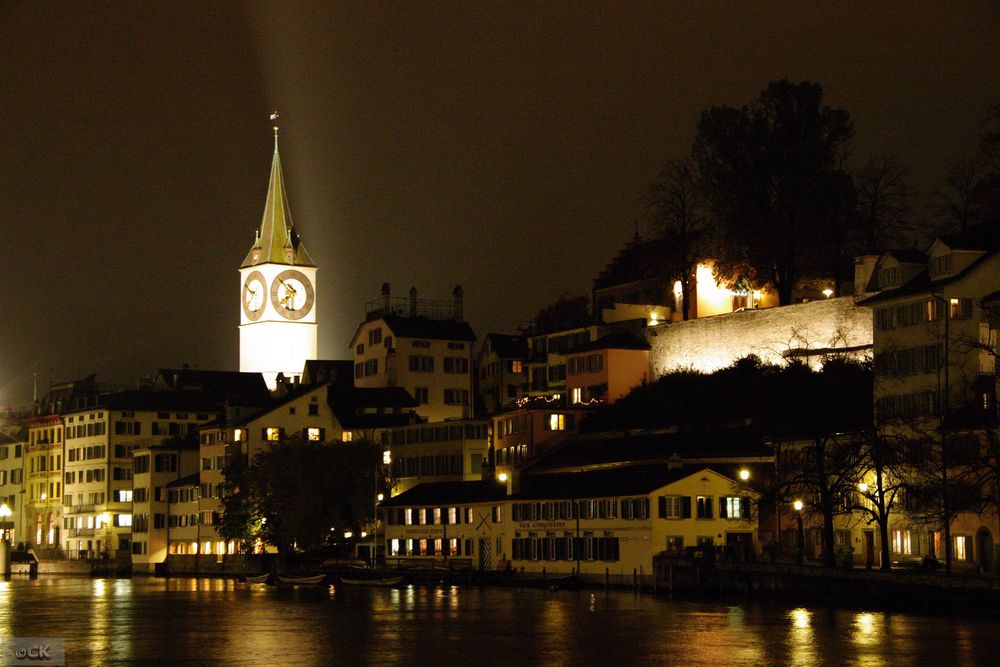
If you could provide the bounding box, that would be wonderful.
[2,2,999,406]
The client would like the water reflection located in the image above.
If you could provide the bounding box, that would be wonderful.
[0,578,998,665]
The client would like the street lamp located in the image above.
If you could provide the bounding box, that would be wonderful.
[498,472,508,483]
[793,500,805,564]
[739,469,750,481]
[857,482,869,494]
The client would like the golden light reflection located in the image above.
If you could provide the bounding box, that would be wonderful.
[788,607,816,666]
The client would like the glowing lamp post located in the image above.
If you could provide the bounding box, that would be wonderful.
[739,469,750,482]
[793,500,805,564]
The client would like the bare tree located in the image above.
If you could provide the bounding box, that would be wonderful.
[854,155,912,251]
[643,159,710,320]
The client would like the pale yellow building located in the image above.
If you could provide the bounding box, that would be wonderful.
[350,284,476,423]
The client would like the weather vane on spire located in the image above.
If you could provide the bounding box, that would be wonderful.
[270,111,280,148]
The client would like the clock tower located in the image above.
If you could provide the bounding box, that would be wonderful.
[239,118,317,389]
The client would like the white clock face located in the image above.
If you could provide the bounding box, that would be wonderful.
[270,269,315,320]
[242,271,266,321]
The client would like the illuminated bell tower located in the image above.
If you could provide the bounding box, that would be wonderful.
[239,114,318,389]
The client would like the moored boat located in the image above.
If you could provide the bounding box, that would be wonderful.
[243,573,270,584]
[277,574,326,585]
[339,576,404,587]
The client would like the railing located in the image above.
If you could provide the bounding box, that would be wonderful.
[65,505,96,514]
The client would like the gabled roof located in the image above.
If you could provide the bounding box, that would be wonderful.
[383,481,507,507]
[327,386,420,430]
[383,466,741,506]
[241,132,315,268]
[359,314,476,344]
[69,390,221,414]
[522,428,772,474]
[301,360,354,388]
[154,369,270,406]
[516,465,730,500]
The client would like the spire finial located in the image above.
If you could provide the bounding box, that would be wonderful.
[270,111,280,148]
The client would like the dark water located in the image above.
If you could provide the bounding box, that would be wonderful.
[1,577,998,666]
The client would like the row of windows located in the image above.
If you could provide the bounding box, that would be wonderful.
[444,389,470,405]
[496,414,531,438]
[875,298,972,330]
[64,468,107,485]
[0,445,23,460]
[568,354,604,375]
[63,492,106,507]
[877,391,938,420]
[0,470,22,486]
[201,455,226,471]
[513,533,620,562]
[67,446,105,462]
[479,359,524,380]
[29,427,61,446]
[657,495,751,520]
[133,454,178,474]
[389,537,471,558]
[874,344,941,376]
[391,453,468,478]
[355,359,379,378]
[385,505,503,526]
[168,488,198,504]
[29,454,61,472]
[443,357,469,374]
[67,422,106,439]
[390,423,488,445]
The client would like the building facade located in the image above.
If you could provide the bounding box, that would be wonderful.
[350,284,476,423]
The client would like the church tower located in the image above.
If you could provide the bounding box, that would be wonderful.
[239,116,317,389]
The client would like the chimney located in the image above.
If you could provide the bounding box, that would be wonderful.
[853,255,880,297]
[453,285,464,322]
[409,286,418,318]
[381,282,391,311]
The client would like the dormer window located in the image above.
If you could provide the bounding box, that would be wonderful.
[930,255,951,277]
[878,267,899,289]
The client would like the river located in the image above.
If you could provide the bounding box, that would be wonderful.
[0,577,997,665]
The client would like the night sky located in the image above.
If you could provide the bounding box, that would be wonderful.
[2,2,999,406]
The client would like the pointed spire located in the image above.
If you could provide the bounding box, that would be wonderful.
[241,112,315,268]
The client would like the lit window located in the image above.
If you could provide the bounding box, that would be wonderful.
[116,514,132,527]
[511,360,523,373]
[118,490,133,502]
[307,428,323,442]
[342,431,353,442]
[571,388,582,404]
[892,529,911,555]
[954,535,969,560]
[266,428,280,442]
[383,450,391,466]
[549,414,564,431]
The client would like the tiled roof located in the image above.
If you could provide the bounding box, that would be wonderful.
[380,314,477,342]
[155,369,270,405]
[522,428,771,473]
[382,481,507,507]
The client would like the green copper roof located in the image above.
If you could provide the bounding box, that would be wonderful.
[241,133,315,268]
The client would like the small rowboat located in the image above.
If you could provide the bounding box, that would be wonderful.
[277,574,326,585]
[243,574,270,584]
[339,576,404,587]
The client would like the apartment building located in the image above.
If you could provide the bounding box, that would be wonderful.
[351,284,476,422]
[475,334,528,415]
